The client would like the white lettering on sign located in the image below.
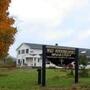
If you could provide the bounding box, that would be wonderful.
[46,48,75,59]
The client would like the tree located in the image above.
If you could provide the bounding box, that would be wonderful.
[79,54,89,77]
[6,55,16,65]
[79,54,88,68]
[0,0,17,60]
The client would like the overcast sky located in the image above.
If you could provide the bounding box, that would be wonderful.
[8,0,90,57]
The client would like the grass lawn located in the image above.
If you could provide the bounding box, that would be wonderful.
[0,68,90,90]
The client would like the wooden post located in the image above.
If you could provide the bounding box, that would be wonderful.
[75,48,79,83]
[37,68,41,84]
[41,45,46,86]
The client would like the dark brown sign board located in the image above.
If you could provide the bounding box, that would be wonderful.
[46,45,75,59]
[46,45,76,66]
[41,45,79,87]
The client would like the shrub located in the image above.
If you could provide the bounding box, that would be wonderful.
[79,68,89,77]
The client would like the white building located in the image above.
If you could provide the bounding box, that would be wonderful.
[16,43,90,68]
[16,43,55,67]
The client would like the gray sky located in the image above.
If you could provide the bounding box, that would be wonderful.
[8,0,90,57]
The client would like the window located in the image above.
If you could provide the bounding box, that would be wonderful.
[23,59,25,64]
[26,57,33,60]
[46,60,50,64]
[34,58,36,62]
[18,50,20,54]
[34,63,36,66]
[39,54,42,56]
[22,50,25,54]
[18,59,21,64]
[26,49,29,53]
[30,50,33,53]
[38,58,40,62]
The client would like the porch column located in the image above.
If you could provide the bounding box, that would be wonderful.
[21,59,23,66]
[36,57,38,66]
[33,57,34,66]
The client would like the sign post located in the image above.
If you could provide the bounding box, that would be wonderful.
[75,48,79,83]
[41,45,79,87]
[41,45,46,86]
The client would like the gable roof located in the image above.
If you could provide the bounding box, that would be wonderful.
[16,43,90,56]
[16,43,43,50]
[24,43,42,50]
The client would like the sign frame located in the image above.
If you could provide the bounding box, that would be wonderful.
[41,45,79,87]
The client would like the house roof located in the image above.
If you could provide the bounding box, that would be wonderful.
[16,43,90,56]
[16,43,43,50]
[24,43,43,50]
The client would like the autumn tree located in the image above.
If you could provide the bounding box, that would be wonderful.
[0,0,17,60]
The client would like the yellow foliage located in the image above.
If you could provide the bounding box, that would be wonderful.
[0,0,17,59]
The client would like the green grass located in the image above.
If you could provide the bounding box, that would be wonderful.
[0,68,89,90]
[0,69,39,90]
[46,69,90,89]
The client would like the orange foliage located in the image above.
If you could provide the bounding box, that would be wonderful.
[0,0,17,59]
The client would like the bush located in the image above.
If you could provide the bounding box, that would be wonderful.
[79,68,89,77]
[66,70,74,77]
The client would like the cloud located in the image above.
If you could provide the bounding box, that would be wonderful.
[9,0,88,26]
[8,0,90,57]
[72,29,90,43]
[60,29,90,48]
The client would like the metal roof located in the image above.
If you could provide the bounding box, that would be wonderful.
[16,43,90,56]
[23,43,43,50]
